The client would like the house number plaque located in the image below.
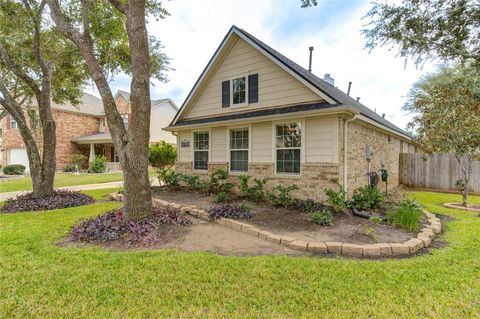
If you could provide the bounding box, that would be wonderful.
[181,139,190,148]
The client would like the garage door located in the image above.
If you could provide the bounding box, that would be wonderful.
[7,148,30,171]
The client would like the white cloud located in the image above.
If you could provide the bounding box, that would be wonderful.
[88,0,438,131]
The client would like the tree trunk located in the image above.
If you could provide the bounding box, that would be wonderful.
[463,178,469,207]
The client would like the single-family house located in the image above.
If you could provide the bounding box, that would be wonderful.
[1,90,178,171]
[165,26,415,199]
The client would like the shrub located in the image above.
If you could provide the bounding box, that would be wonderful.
[207,204,253,220]
[149,141,177,172]
[206,168,233,195]
[90,155,107,173]
[213,191,229,203]
[289,198,326,213]
[237,174,268,201]
[70,154,88,170]
[71,207,191,245]
[181,174,203,190]
[63,163,77,172]
[3,164,26,175]
[267,184,299,207]
[370,215,383,224]
[158,168,181,187]
[351,185,384,210]
[390,199,422,231]
[311,209,333,226]
[324,185,348,212]
[0,190,94,213]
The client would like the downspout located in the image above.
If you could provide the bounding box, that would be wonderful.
[343,115,357,194]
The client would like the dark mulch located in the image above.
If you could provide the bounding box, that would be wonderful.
[0,190,94,213]
[69,207,192,248]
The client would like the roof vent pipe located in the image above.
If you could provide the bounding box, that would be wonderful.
[308,46,314,72]
[382,113,385,118]
[347,81,352,96]
[356,97,360,102]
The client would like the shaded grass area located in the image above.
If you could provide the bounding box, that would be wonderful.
[0,192,479,318]
[81,188,119,201]
[0,172,124,193]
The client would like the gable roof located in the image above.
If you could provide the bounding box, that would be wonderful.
[170,25,411,139]
[50,93,104,116]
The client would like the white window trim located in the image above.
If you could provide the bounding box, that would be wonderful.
[191,129,211,172]
[230,74,249,108]
[272,119,305,176]
[226,125,251,174]
[10,118,18,129]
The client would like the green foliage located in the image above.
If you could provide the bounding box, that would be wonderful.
[2,164,26,175]
[148,141,177,171]
[69,154,88,170]
[370,215,383,225]
[206,168,233,195]
[324,185,348,212]
[90,155,107,174]
[213,191,229,204]
[390,199,422,231]
[239,203,253,211]
[158,169,180,187]
[310,209,333,226]
[63,164,77,173]
[180,174,203,190]
[351,185,384,210]
[267,184,299,207]
[362,0,480,65]
[237,174,268,201]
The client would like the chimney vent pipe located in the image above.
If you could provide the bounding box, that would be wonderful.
[347,81,352,96]
[308,46,314,72]
[356,97,360,102]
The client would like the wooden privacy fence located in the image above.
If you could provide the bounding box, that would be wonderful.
[399,153,480,193]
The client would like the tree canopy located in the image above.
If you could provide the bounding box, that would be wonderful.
[362,0,480,66]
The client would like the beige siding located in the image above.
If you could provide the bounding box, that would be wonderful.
[181,37,322,120]
[177,130,191,161]
[211,127,227,162]
[150,102,177,144]
[305,116,339,163]
[251,122,273,162]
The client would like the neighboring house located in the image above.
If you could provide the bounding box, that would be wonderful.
[165,26,416,200]
[1,90,178,171]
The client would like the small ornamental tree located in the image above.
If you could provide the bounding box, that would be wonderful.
[148,141,177,171]
[404,62,480,206]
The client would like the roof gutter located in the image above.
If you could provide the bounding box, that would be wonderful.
[356,114,412,141]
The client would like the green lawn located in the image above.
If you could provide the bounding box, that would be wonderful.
[0,172,124,193]
[0,191,479,318]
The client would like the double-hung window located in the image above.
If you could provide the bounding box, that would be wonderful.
[229,128,248,172]
[232,77,246,105]
[10,118,18,129]
[275,123,301,174]
[193,131,209,170]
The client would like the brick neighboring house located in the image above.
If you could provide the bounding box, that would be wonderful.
[1,90,178,171]
[165,26,416,199]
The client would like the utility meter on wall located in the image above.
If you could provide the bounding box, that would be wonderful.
[365,145,373,162]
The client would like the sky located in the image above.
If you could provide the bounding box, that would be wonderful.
[86,0,439,131]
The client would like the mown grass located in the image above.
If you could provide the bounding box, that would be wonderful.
[0,191,479,318]
[81,188,120,201]
[0,172,124,193]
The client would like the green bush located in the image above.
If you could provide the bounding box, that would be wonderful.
[90,155,107,173]
[237,174,268,201]
[370,215,383,224]
[213,191,229,203]
[351,185,384,210]
[63,163,77,172]
[70,154,88,170]
[206,168,233,195]
[311,209,333,226]
[324,185,348,212]
[267,184,299,207]
[3,164,26,175]
[148,141,177,171]
[390,199,422,231]
[181,174,203,190]
[159,169,181,187]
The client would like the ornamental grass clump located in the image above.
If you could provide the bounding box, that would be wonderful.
[71,207,191,245]
[389,199,422,231]
[0,190,94,213]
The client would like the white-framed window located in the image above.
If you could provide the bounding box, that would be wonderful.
[193,131,209,170]
[232,76,247,105]
[229,128,249,172]
[121,114,129,128]
[10,117,18,129]
[275,123,301,174]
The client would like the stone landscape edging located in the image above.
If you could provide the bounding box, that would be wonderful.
[443,203,480,213]
[109,193,441,257]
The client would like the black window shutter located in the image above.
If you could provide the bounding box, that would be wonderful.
[221,80,230,107]
[248,73,258,103]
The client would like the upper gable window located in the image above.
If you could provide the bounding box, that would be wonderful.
[10,117,18,129]
[232,77,246,105]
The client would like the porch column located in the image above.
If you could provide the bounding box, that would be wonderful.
[88,143,95,166]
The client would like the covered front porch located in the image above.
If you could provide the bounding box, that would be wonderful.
[72,132,121,171]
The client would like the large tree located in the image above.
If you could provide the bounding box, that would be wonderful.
[46,0,169,221]
[405,62,480,206]
[0,0,87,197]
[362,0,480,66]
